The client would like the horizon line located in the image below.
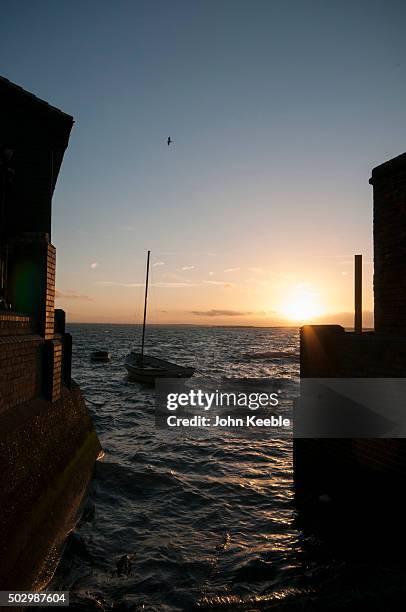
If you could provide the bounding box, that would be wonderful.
[66,321,374,330]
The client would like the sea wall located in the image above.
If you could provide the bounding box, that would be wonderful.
[0,383,101,590]
[0,311,101,590]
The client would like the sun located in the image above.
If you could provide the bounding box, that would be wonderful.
[279,289,325,323]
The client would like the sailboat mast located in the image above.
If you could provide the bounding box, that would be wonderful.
[140,250,150,367]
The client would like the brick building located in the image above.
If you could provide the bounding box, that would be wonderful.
[0,77,100,590]
[0,75,73,408]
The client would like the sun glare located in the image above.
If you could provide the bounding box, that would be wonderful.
[279,289,325,323]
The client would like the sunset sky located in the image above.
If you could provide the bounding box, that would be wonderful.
[2,1,406,325]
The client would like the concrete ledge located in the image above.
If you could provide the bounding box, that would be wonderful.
[296,324,406,526]
[0,383,101,589]
[301,325,406,377]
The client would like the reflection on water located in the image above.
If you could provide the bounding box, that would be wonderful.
[49,325,406,611]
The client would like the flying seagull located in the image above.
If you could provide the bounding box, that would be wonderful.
[167,137,173,146]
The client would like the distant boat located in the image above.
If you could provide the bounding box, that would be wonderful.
[91,350,111,362]
[124,251,195,384]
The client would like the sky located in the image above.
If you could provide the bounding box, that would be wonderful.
[1,0,406,326]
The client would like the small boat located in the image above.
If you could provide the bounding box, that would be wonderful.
[90,350,111,362]
[125,352,195,383]
[124,250,195,384]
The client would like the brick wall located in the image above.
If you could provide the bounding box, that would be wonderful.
[43,337,62,403]
[0,333,44,415]
[0,312,68,412]
[7,236,56,339]
[371,152,406,335]
[0,313,34,336]
[44,243,56,340]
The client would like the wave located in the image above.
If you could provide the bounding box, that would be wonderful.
[241,350,299,361]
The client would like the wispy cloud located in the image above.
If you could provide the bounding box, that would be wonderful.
[153,261,165,267]
[203,280,233,287]
[157,282,200,288]
[96,281,143,287]
[316,254,353,259]
[56,290,94,302]
[181,265,195,271]
[208,271,215,276]
[190,309,252,317]
[248,267,263,274]
[90,261,99,269]
[96,281,200,288]
[224,267,240,273]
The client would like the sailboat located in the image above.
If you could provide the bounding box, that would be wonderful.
[124,251,195,384]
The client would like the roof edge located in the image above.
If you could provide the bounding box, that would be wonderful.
[0,75,73,123]
[369,151,406,184]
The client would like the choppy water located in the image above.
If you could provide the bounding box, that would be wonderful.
[50,325,406,611]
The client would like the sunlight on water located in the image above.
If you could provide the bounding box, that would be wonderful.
[48,325,406,611]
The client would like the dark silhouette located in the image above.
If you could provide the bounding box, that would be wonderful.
[0,75,101,592]
[167,136,173,146]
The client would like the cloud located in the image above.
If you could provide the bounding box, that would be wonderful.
[96,281,143,287]
[203,280,233,287]
[55,290,94,302]
[181,265,195,271]
[156,282,199,288]
[153,261,165,267]
[208,271,215,276]
[90,262,99,269]
[96,281,200,288]
[248,267,263,274]
[316,254,353,259]
[190,309,252,317]
[224,267,240,273]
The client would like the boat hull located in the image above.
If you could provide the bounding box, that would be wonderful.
[90,351,111,362]
[125,353,194,384]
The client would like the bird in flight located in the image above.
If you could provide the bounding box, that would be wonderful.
[167,136,174,146]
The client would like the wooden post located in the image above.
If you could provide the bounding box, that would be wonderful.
[354,254,362,333]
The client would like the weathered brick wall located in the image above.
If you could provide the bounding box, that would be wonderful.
[371,152,406,335]
[43,337,62,403]
[0,313,34,336]
[0,334,44,414]
[44,243,55,340]
[0,312,65,412]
